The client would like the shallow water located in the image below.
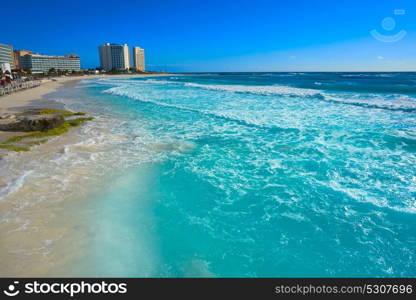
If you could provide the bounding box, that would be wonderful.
[1,73,415,277]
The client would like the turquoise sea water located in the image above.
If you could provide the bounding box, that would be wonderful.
[52,73,416,277]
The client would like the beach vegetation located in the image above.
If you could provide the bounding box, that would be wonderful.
[21,139,49,146]
[38,108,86,117]
[0,144,30,151]
[67,117,94,127]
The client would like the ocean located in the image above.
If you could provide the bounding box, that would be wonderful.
[1,72,415,277]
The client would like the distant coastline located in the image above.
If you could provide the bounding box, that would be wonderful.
[0,73,179,114]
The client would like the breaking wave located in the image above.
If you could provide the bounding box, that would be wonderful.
[96,78,416,113]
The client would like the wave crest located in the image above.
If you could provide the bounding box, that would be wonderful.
[95,77,416,113]
[183,82,323,97]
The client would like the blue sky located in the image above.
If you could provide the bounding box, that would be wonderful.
[2,0,415,71]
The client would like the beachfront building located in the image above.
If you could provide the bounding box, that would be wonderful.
[98,43,130,71]
[132,46,145,72]
[0,43,15,71]
[13,50,32,70]
[20,54,81,73]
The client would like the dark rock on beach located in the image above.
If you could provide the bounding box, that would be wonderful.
[0,113,64,132]
[0,108,93,153]
[21,114,65,131]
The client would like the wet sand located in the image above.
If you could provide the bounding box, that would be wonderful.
[0,129,114,276]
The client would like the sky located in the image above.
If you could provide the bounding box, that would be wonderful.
[2,0,416,72]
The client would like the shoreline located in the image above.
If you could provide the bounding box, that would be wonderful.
[0,73,177,146]
[0,73,178,114]
[0,77,161,276]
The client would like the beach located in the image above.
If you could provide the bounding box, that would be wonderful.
[0,74,173,114]
[0,73,174,276]
[0,74,172,144]
[0,72,415,277]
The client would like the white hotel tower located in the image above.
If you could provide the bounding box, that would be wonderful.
[132,46,145,72]
[98,43,130,71]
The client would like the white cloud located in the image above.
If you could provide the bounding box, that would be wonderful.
[377,56,385,60]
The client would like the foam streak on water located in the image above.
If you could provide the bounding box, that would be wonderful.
[1,73,416,277]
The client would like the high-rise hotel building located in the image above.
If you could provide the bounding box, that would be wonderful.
[20,54,80,73]
[0,43,15,71]
[132,46,145,72]
[99,43,130,71]
[13,49,32,70]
